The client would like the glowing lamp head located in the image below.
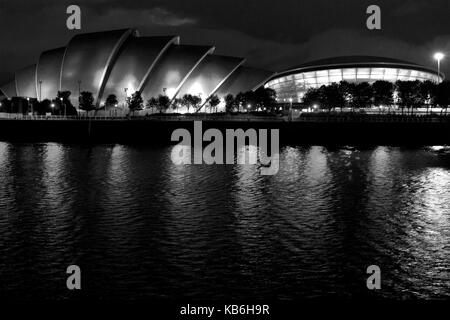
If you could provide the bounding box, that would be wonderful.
[434,52,445,61]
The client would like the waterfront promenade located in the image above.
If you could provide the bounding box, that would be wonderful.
[1,112,450,123]
[1,112,450,145]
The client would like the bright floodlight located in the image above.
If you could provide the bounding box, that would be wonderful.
[434,52,444,61]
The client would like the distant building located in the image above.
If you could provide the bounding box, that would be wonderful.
[0,29,274,111]
[265,56,444,103]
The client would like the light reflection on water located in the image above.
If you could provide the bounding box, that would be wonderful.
[0,142,449,300]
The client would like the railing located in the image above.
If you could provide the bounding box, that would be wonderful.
[0,112,449,123]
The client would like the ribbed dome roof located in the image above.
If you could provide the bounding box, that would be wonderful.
[270,55,440,80]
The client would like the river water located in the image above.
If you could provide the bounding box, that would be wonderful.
[0,142,449,300]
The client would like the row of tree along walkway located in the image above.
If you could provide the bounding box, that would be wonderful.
[1,111,450,123]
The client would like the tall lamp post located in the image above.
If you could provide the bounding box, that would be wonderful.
[124,87,128,104]
[289,97,293,121]
[27,97,31,116]
[60,97,66,117]
[434,52,445,83]
[77,80,82,112]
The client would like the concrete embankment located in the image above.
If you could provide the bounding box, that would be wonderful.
[0,117,449,145]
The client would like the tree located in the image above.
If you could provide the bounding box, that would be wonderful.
[395,81,421,115]
[105,94,118,108]
[181,94,192,113]
[254,87,277,112]
[128,91,143,115]
[146,97,158,114]
[242,91,256,111]
[191,95,202,112]
[208,94,221,113]
[173,98,183,113]
[157,94,170,113]
[436,81,450,115]
[419,80,437,114]
[0,98,10,112]
[319,83,345,112]
[302,87,322,110]
[35,99,51,115]
[224,94,235,113]
[235,92,246,112]
[352,82,373,111]
[181,94,193,113]
[372,80,394,113]
[55,90,78,116]
[78,91,95,116]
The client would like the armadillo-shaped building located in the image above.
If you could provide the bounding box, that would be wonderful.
[0,28,274,110]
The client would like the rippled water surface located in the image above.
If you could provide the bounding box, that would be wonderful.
[0,142,449,300]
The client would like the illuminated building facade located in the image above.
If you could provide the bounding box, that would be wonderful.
[265,56,444,103]
[0,29,274,111]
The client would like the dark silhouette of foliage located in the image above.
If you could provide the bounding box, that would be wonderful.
[128,91,144,115]
[105,94,118,108]
[78,91,95,115]
[224,94,235,113]
[157,94,170,113]
[146,97,159,113]
[372,80,394,109]
[436,81,450,115]
[208,94,221,113]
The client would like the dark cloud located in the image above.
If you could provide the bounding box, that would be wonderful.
[1,0,450,84]
[147,7,196,26]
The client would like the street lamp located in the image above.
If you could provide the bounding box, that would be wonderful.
[60,97,66,117]
[77,80,82,111]
[124,87,128,108]
[434,52,444,83]
[289,98,293,120]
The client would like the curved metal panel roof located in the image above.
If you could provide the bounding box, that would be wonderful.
[60,28,135,106]
[100,36,179,105]
[140,44,215,101]
[0,28,274,105]
[216,66,275,99]
[15,64,37,98]
[177,54,245,104]
[36,47,66,101]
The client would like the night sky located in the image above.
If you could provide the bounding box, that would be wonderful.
[1,0,450,85]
